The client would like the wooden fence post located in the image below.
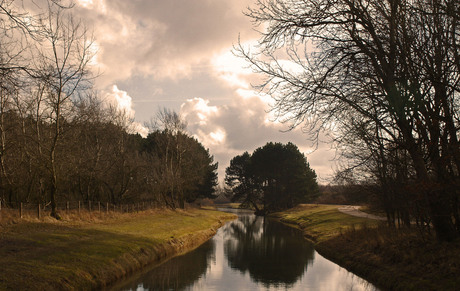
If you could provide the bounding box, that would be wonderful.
[19,202,23,219]
[37,203,41,219]
[98,201,101,212]
[66,201,69,213]
[106,202,109,214]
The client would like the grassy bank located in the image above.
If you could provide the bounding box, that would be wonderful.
[0,208,236,290]
[273,204,460,290]
[271,204,379,242]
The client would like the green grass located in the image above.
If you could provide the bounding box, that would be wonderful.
[271,204,379,242]
[273,204,460,291]
[210,202,242,209]
[0,208,236,290]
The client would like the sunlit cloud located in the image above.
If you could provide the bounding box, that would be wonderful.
[212,47,254,89]
[181,98,219,126]
[103,85,148,137]
[131,122,149,138]
[181,95,336,183]
[276,59,307,75]
[74,0,259,88]
[76,0,107,12]
[209,129,226,144]
[104,85,134,116]
[70,0,336,181]
[76,0,93,8]
[87,40,100,67]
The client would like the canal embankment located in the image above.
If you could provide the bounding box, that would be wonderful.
[0,208,236,290]
[272,204,460,291]
[112,207,378,290]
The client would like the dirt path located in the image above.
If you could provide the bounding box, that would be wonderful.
[337,205,386,221]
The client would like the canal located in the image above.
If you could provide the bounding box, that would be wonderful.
[111,208,378,290]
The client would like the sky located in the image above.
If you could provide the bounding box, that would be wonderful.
[72,0,337,184]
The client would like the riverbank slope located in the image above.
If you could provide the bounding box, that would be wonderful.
[0,208,236,290]
[272,204,460,290]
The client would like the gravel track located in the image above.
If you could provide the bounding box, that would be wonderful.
[337,205,386,221]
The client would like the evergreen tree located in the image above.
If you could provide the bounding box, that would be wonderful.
[226,142,319,215]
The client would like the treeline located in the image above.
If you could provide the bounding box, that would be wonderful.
[0,88,218,216]
[0,1,217,217]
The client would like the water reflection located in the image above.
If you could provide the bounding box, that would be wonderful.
[116,239,215,290]
[224,214,314,287]
[113,209,378,291]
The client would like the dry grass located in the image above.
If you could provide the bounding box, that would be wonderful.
[274,204,460,291]
[0,208,236,290]
[320,224,460,290]
[0,207,148,226]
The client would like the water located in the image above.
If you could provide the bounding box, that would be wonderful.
[112,209,378,291]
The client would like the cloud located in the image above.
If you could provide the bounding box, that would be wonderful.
[103,85,148,137]
[104,85,135,116]
[70,0,337,181]
[211,45,257,89]
[75,0,258,87]
[181,92,336,184]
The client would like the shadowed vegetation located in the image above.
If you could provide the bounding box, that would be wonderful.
[275,204,460,290]
[239,0,460,242]
[226,142,319,215]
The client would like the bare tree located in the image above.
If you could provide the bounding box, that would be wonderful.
[237,0,460,241]
[33,1,94,218]
[154,109,188,208]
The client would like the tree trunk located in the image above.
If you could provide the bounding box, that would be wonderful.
[405,131,458,241]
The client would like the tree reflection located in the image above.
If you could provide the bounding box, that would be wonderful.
[120,239,215,290]
[224,215,315,287]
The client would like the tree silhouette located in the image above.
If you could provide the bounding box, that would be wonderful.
[226,142,319,214]
[237,0,460,241]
